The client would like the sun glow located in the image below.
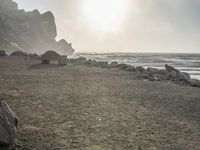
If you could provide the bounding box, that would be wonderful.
[81,0,129,33]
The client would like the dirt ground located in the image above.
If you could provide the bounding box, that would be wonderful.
[0,57,200,150]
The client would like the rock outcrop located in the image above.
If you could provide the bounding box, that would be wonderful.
[0,101,18,147]
[0,50,7,56]
[0,0,74,55]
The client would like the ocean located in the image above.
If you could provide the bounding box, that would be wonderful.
[73,53,200,80]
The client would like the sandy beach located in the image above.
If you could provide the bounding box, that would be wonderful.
[0,56,200,150]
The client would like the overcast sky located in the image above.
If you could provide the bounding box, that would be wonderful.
[15,0,200,53]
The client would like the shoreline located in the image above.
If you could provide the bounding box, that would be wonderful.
[0,56,200,149]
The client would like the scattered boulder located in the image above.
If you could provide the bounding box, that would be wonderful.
[178,72,191,82]
[167,70,191,83]
[0,101,18,147]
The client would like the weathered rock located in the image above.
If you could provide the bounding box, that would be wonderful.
[165,64,180,73]
[136,66,146,72]
[178,72,191,82]
[0,50,6,56]
[168,71,177,81]
[187,79,200,87]
[0,101,18,146]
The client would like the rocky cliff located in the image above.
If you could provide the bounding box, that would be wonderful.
[0,0,74,55]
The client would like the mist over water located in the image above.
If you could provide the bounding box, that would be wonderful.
[75,53,200,80]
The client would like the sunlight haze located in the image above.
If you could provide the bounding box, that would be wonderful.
[14,0,200,53]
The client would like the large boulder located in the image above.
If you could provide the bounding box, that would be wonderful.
[165,64,180,73]
[0,101,18,147]
[178,72,191,82]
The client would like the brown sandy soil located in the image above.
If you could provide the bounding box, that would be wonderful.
[0,56,200,150]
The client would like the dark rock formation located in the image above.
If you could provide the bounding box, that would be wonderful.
[136,66,146,72]
[0,0,74,55]
[165,64,180,73]
[166,65,191,83]
[0,50,7,56]
[0,101,18,147]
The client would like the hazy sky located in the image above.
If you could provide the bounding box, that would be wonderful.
[15,0,200,53]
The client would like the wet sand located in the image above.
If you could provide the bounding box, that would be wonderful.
[0,57,200,150]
